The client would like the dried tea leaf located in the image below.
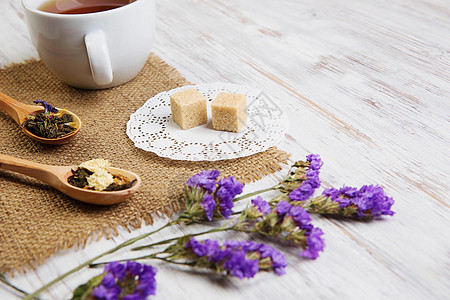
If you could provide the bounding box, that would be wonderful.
[67,168,93,189]
[22,111,76,139]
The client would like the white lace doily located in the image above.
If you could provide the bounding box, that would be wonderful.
[126,83,287,161]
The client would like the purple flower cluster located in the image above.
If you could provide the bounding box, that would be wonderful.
[276,201,313,231]
[185,237,287,278]
[200,194,216,221]
[184,170,243,221]
[216,177,244,218]
[299,227,325,259]
[33,99,59,113]
[249,200,325,259]
[289,154,323,202]
[186,170,220,194]
[92,261,157,300]
[276,201,324,259]
[249,196,271,218]
[322,184,395,218]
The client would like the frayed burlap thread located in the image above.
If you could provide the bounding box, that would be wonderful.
[0,55,290,274]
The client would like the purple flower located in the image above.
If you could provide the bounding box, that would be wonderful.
[101,272,116,288]
[275,201,292,215]
[289,206,312,230]
[186,170,220,194]
[322,185,395,218]
[105,261,126,281]
[218,198,234,219]
[223,250,259,279]
[217,177,244,201]
[241,240,261,252]
[289,183,314,201]
[182,172,244,222]
[300,227,325,259]
[305,169,321,189]
[33,99,59,113]
[251,196,271,216]
[340,186,358,198]
[271,250,288,275]
[122,294,143,300]
[92,284,121,300]
[140,264,158,281]
[306,154,323,171]
[125,261,143,276]
[185,238,287,278]
[322,187,340,200]
[91,261,157,300]
[186,237,209,257]
[355,185,395,218]
[201,194,216,221]
[288,154,323,202]
[216,177,244,218]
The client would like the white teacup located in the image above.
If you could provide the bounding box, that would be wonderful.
[22,0,155,89]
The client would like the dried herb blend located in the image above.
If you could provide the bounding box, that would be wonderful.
[22,100,76,139]
[67,159,136,191]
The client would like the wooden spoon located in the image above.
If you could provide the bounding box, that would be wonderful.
[0,91,81,145]
[0,154,141,205]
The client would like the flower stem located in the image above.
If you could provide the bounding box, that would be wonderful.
[233,185,279,202]
[90,253,159,268]
[23,221,176,300]
[150,256,196,267]
[0,274,33,298]
[131,225,235,251]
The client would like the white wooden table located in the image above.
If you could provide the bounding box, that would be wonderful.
[1,0,449,299]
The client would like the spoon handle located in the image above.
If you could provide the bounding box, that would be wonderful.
[0,153,64,187]
[0,91,39,124]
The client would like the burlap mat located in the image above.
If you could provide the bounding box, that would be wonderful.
[0,55,290,274]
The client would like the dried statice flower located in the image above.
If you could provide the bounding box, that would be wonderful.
[216,177,244,218]
[306,154,323,171]
[23,100,76,139]
[289,183,315,201]
[201,194,216,221]
[185,170,220,194]
[275,200,292,216]
[288,154,323,202]
[244,200,325,259]
[72,261,157,300]
[288,206,313,231]
[180,171,243,223]
[312,184,395,219]
[34,99,59,113]
[177,237,287,278]
[246,196,271,219]
[279,154,323,197]
[299,227,325,259]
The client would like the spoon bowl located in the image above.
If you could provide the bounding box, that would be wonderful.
[0,153,141,205]
[0,91,81,144]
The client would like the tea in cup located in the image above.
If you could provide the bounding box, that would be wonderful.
[22,0,155,89]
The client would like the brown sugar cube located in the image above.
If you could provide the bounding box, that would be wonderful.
[170,88,207,129]
[211,92,247,133]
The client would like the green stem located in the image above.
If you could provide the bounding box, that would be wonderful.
[23,221,176,300]
[150,256,196,267]
[233,185,279,202]
[90,253,159,268]
[132,225,236,251]
[0,275,32,298]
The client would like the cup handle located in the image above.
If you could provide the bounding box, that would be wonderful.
[84,30,113,86]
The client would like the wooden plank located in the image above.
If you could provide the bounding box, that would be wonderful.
[0,0,449,299]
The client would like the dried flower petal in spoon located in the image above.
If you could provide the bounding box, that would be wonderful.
[22,100,77,139]
[68,159,137,192]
